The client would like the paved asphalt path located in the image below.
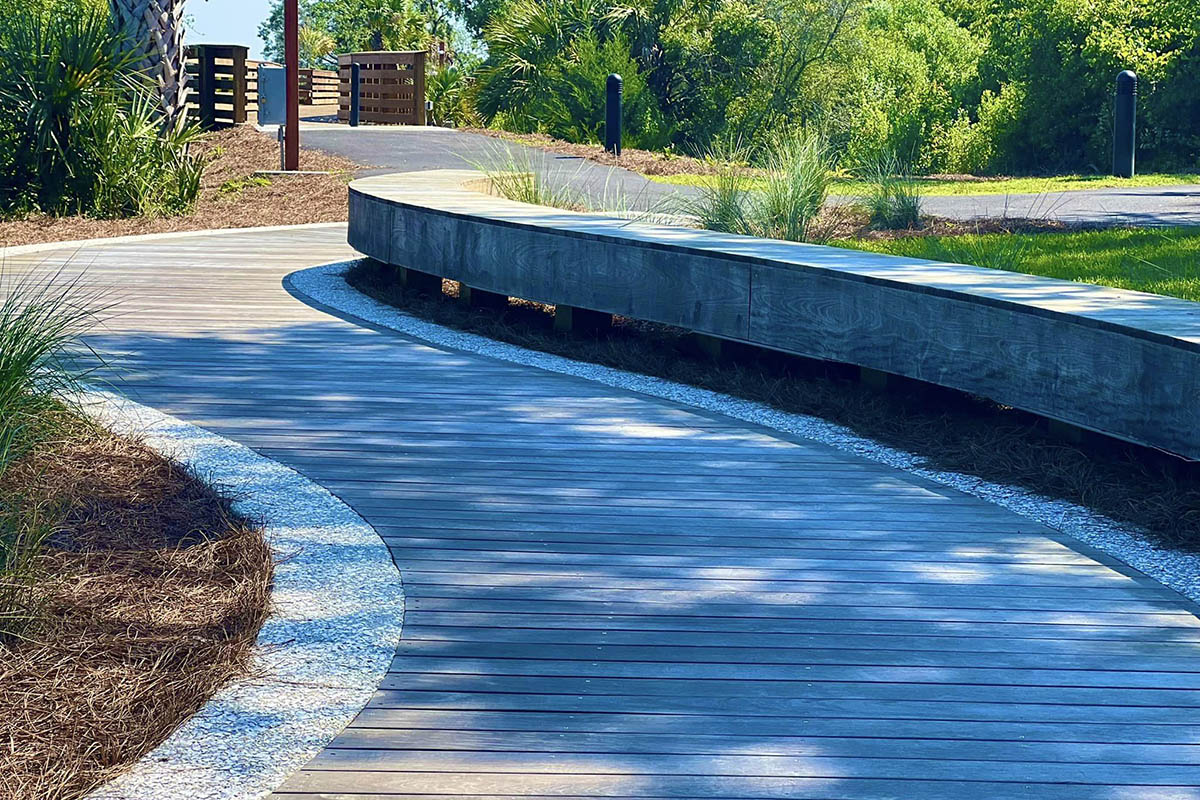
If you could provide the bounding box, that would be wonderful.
[298,122,1200,226]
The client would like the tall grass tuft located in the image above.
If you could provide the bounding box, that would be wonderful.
[859,152,924,230]
[688,130,835,243]
[0,5,206,219]
[467,144,590,211]
[755,133,833,242]
[467,142,680,225]
[688,140,754,234]
[0,265,110,639]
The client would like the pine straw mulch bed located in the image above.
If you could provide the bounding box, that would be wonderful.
[346,259,1200,551]
[0,125,359,248]
[0,415,272,800]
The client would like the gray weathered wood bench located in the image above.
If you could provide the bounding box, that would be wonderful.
[349,170,1200,460]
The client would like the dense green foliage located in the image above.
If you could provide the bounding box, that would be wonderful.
[840,227,1200,300]
[447,0,1199,174]
[652,172,1200,195]
[259,0,457,65]
[0,1,204,218]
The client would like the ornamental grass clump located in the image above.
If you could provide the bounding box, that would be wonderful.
[0,267,110,639]
[689,130,835,243]
[860,152,924,230]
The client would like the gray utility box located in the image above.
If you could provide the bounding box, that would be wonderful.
[257,65,286,126]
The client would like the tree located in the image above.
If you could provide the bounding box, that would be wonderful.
[259,0,438,63]
[108,0,190,128]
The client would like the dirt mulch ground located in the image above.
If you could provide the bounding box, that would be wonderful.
[0,417,272,800]
[0,126,359,248]
[850,216,1097,241]
[460,128,712,176]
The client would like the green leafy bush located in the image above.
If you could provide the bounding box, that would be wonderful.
[476,0,672,149]
[930,84,1025,174]
[0,4,204,219]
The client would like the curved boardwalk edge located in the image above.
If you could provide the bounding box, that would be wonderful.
[80,387,404,800]
[350,170,1200,460]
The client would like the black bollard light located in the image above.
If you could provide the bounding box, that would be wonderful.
[349,62,361,127]
[1113,70,1137,178]
[605,73,623,156]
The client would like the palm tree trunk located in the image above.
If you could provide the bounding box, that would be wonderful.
[109,0,190,129]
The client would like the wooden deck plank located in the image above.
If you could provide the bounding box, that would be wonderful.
[11,225,1200,799]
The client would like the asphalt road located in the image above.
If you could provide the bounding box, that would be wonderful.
[298,123,1200,226]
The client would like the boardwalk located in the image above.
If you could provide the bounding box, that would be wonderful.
[11,225,1200,799]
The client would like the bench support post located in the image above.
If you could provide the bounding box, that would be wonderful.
[460,284,508,311]
[554,305,612,334]
[400,267,443,295]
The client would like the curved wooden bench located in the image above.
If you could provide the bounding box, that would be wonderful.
[349,170,1200,460]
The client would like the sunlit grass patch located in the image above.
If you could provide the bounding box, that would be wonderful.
[651,172,1200,197]
[837,227,1200,301]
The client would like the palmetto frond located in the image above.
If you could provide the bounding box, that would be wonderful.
[108,0,189,128]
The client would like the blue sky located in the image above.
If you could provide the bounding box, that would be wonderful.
[189,0,272,59]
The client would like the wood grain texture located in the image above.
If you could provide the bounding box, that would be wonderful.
[350,170,1200,459]
[10,223,1200,799]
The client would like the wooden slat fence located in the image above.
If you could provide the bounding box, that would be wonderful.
[338,51,426,125]
[185,45,278,128]
[300,68,340,105]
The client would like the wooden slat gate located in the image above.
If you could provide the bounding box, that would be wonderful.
[300,68,340,105]
[338,51,426,125]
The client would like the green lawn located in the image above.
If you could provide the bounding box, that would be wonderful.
[650,172,1200,197]
[834,227,1200,301]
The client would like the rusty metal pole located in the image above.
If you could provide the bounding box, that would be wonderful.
[284,0,299,171]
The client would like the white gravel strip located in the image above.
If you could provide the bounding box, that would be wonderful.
[79,387,404,800]
[290,259,1200,606]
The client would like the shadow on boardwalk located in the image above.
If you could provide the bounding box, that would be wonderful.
[86,319,1200,799]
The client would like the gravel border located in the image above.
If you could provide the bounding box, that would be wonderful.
[78,387,404,800]
[289,259,1200,606]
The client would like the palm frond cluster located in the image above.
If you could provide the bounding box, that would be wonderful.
[0,1,205,219]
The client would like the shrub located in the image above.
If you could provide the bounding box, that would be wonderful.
[0,4,205,219]
[930,83,1025,175]
[476,0,673,150]
[427,60,485,128]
